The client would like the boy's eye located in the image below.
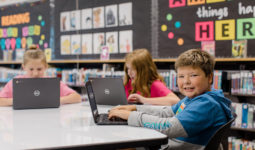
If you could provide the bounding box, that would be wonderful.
[178,75,184,78]
[191,74,198,77]
[37,68,42,71]
[30,69,34,71]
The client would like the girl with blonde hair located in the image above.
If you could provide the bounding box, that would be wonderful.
[0,45,81,106]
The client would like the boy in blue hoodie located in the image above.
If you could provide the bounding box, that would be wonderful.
[108,49,233,150]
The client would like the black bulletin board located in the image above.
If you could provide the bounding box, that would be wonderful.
[0,0,51,59]
[54,0,151,60]
[158,0,255,58]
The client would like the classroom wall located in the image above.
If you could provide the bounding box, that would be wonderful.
[0,0,255,60]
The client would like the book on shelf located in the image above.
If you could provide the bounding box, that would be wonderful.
[254,105,255,129]
[230,71,254,95]
[44,48,52,62]
[232,40,247,58]
[232,102,255,129]
[201,41,215,56]
[242,103,248,128]
[248,104,254,129]
[15,49,25,61]
[228,137,255,150]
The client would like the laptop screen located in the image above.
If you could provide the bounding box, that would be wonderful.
[86,81,99,121]
[87,77,128,105]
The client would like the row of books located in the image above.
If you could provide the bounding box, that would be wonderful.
[0,67,25,83]
[231,102,255,129]
[228,137,255,150]
[160,70,179,92]
[61,69,124,86]
[0,67,58,83]
[0,67,229,92]
[160,70,227,92]
[231,71,255,95]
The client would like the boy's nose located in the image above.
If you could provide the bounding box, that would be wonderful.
[184,77,191,84]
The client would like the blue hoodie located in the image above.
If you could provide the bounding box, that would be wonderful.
[172,89,233,145]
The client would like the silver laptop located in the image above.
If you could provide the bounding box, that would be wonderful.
[87,77,128,105]
[86,80,127,125]
[13,78,60,110]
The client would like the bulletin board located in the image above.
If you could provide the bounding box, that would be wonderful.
[158,0,255,58]
[54,0,151,60]
[0,0,51,59]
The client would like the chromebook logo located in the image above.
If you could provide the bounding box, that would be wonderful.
[33,90,40,96]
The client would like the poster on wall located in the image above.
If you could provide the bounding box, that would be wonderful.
[70,10,81,31]
[61,35,71,55]
[93,32,105,54]
[159,0,255,58]
[60,11,70,32]
[119,30,132,53]
[93,7,104,29]
[119,2,132,26]
[106,31,118,53]
[81,8,92,30]
[71,34,81,54]
[105,5,118,27]
[0,0,51,60]
[81,34,93,54]
[54,0,151,60]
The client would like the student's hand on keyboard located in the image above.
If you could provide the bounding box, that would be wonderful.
[109,116,126,121]
[128,93,146,104]
[108,109,131,121]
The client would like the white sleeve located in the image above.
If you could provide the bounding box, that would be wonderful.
[128,111,188,138]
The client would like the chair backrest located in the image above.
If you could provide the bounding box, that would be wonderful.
[204,117,235,150]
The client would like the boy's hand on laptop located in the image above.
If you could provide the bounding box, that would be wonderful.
[128,94,146,104]
[108,109,131,120]
[111,105,137,111]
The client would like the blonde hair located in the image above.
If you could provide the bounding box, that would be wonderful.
[23,45,47,66]
[175,49,215,77]
[124,49,164,97]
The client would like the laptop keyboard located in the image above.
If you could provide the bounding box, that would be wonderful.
[98,113,127,125]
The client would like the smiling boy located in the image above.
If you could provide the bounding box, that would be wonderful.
[109,49,233,150]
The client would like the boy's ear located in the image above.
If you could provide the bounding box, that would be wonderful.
[209,73,214,85]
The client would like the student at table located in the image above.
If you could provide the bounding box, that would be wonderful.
[0,45,81,106]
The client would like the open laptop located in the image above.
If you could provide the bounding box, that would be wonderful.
[87,77,128,105]
[86,80,127,125]
[13,78,60,110]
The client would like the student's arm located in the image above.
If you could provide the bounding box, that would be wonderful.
[109,106,186,138]
[60,81,82,105]
[0,80,13,106]
[109,105,175,120]
[0,98,13,106]
[60,92,81,105]
[128,93,180,105]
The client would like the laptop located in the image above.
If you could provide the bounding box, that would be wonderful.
[86,80,127,125]
[87,77,128,105]
[13,78,60,110]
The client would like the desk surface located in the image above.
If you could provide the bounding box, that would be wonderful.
[0,102,168,149]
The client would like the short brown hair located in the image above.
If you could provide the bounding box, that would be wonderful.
[175,49,215,77]
[23,45,47,66]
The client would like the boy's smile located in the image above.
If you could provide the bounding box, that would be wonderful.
[177,66,213,99]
